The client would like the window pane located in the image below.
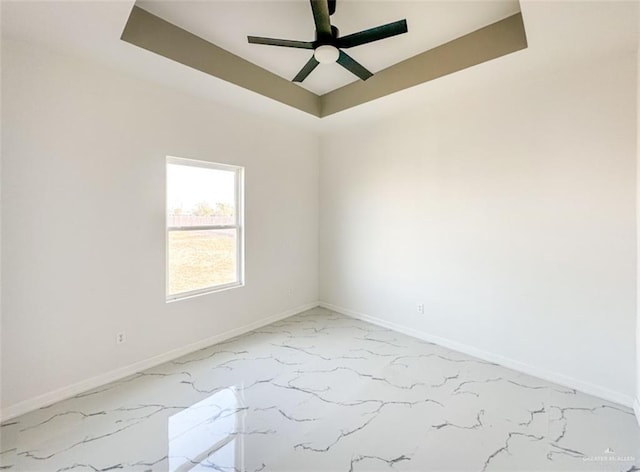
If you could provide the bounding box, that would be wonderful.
[168,229,237,295]
[167,163,236,227]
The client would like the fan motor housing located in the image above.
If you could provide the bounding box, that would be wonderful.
[316,25,339,46]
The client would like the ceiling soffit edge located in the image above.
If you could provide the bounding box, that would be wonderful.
[120,6,527,119]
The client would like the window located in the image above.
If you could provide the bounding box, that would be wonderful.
[166,157,244,301]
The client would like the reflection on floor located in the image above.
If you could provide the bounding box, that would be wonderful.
[1,308,639,471]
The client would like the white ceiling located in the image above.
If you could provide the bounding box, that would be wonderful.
[1,1,638,132]
[135,0,521,95]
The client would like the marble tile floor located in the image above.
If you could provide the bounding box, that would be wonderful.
[1,307,639,472]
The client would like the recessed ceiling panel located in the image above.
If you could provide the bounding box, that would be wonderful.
[135,0,521,95]
[121,4,527,118]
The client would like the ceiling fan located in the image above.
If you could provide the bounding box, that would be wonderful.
[247,0,408,83]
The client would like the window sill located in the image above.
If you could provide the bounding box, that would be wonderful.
[166,281,244,303]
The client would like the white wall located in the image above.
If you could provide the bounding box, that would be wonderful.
[3,26,639,419]
[1,40,319,414]
[320,52,637,405]
[636,12,640,419]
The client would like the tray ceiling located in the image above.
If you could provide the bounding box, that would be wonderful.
[136,0,521,96]
[3,1,637,127]
[122,2,527,117]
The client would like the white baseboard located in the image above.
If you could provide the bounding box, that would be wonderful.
[319,302,635,409]
[634,398,640,427]
[1,301,320,422]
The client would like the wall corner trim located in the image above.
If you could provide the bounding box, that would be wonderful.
[634,398,640,428]
[0,302,320,422]
[318,302,635,409]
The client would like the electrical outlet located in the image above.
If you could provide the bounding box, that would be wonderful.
[417,304,425,314]
[116,332,126,344]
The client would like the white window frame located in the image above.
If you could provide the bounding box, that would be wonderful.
[166,156,244,302]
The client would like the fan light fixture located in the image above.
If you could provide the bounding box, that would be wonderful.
[248,0,408,82]
[314,45,339,64]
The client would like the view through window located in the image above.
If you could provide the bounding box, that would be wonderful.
[166,157,244,300]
